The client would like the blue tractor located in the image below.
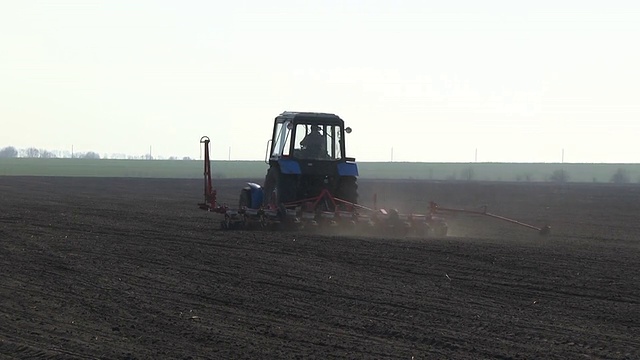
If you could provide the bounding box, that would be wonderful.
[238,111,359,216]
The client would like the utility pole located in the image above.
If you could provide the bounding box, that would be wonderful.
[228,146,231,161]
[71,145,74,159]
[391,147,394,162]
[475,148,478,162]
[562,148,564,163]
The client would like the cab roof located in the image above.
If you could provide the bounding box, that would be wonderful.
[276,111,344,125]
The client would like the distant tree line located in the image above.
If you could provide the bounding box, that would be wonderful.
[440,165,638,184]
[0,146,193,161]
[548,168,632,184]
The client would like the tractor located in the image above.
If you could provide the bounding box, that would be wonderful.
[198,111,453,235]
[198,111,550,236]
[253,111,358,210]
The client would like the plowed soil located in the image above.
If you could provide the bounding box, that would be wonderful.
[1,176,639,359]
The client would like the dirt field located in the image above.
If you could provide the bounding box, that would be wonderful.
[1,176,639,359]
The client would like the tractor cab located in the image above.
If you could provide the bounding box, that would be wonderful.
[262,112,359,208]
[268,112,352,162]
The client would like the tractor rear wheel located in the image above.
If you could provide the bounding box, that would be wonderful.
[277,172,297,205]
[264,166,297,206]
[337,176,358,204]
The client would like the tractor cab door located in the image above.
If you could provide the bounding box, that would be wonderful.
[269,118,293,160]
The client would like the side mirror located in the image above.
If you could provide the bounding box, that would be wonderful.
[345,127,352,134]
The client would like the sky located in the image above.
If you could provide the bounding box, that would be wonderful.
[1,1,639,162]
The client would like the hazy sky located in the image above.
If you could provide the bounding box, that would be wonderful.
[1,1,639,162]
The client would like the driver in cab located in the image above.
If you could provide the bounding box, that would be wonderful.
[300,124,326,159]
